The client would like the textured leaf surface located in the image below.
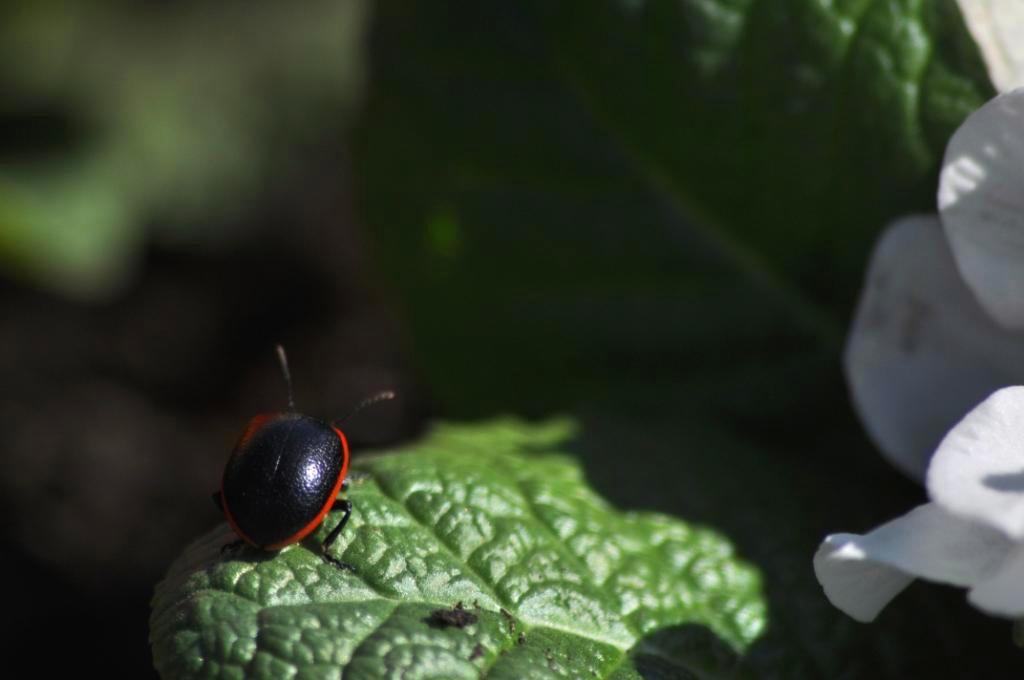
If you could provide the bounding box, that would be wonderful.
[151,420,765,679]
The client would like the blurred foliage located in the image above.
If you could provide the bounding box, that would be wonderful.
[351,1,1023,677]
[354,0,991,417]
[0,0,368,299]
[355,0,992,418]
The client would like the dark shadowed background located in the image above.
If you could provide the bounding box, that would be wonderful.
[0,2,422,674]
[1,1,1021,677]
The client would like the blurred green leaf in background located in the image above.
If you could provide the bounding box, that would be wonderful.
[0,0,368,299]
[356,0,991,417]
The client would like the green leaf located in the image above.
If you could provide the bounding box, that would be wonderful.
[0,0,368,298]
[150,419,766,679]
[353,0,993,416]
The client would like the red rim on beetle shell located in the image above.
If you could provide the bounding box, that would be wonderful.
[213,345,393,571]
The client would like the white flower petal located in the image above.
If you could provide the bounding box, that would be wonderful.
[814,504,1011,622]
[844,216,1024,479]
[928,386,1024,540]
[968,544,1024,616]
[939,88,1024,329]
[814,536,913,623]
[957,0,1024,92]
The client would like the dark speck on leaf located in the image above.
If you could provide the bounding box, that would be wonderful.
[424,601,478,629]
[517,632,527,645]
[469,643,486,661]
[500,607,516,633]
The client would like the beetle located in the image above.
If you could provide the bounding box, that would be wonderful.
[212,345,393,571]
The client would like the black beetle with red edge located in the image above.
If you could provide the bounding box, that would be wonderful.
[212,345,394,571]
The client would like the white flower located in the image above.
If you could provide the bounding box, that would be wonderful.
[822,87,1024,621]
[846,88,1024,480]
[815,387,1024,621]
[957,0,1024,92]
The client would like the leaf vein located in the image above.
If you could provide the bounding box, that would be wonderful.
[370,475,509,610]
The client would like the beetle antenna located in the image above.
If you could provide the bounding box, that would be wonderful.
[275,344,296,411]
[334,390,395,427]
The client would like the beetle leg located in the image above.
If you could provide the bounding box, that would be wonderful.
[320,499,356,572]
[340,478,350,493]
[220,538,244,555]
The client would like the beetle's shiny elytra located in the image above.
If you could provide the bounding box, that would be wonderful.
[220,412,349,549]
[212,345,393,571]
